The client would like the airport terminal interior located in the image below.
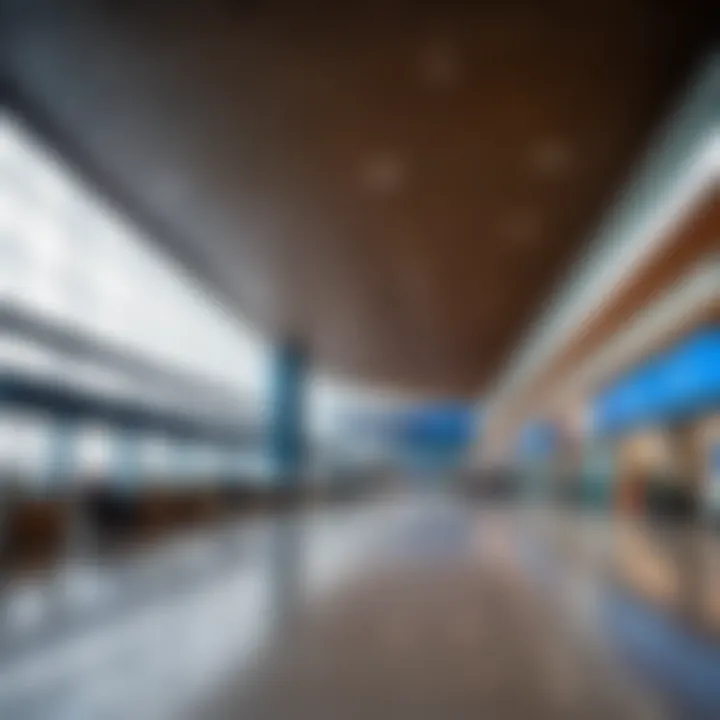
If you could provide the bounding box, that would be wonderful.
[0,1,719,718]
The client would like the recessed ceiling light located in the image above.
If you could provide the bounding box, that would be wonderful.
[501,211,542,248]
[360,154,407,194]
[529,138,573,178]
[418,41,462,89]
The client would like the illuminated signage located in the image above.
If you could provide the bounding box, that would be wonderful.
[593,327,720,434]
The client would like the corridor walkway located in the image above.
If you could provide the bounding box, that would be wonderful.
[6,496,720,718]
[196,500,665,720]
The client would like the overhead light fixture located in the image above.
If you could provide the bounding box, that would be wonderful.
[501,210,542,248]
[360,154,407,194]
[418,41,462,89]
[528,138,572,177]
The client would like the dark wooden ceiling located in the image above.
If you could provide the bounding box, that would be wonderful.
[3,0,716,394]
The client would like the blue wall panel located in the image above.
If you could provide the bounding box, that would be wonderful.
[269,342,306,482]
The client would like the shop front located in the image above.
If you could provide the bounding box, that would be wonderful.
[592,326,720,521]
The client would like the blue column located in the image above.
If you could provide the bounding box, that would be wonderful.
[270,341,306,486]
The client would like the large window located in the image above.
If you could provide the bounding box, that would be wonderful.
[0,114,267,391]
[0,114,268,484]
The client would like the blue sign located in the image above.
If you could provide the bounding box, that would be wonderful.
[400,404,476,447]
[593,326,720,435]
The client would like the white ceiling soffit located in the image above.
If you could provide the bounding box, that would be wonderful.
[552,258,720,408]
[487,53,720,416]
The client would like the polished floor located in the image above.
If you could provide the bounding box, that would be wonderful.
[3,496,720,719]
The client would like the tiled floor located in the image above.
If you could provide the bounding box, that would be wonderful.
[5,497,720,719]
[198,502,662,719]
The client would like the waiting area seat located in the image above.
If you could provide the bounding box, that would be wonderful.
[0,481,334,575]
[1,486,243,572]
[1,497,69,571]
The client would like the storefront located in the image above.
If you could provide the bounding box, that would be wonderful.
[592,325,720,520]
[614,429,686,515]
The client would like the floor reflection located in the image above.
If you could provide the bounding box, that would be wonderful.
[3,498,720,718]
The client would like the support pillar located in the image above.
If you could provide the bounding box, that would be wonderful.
[270,341,306,488]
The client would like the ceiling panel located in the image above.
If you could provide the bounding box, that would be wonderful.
[3,0,715,394]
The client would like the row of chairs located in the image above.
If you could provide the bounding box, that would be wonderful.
[0,481,287,574]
